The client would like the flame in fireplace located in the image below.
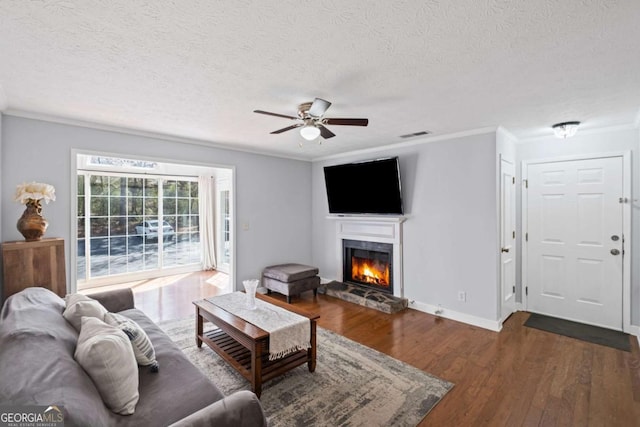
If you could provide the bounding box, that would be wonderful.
[351,256,390,287]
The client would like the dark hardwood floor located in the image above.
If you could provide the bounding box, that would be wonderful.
[98,271,640,426]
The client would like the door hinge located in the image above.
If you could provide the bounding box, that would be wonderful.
[512,176,515,184]
[525,286,528,296]
[512,286,515,293]
[523,179,528,189]
[512,230,515,239]
[525,232,528,242]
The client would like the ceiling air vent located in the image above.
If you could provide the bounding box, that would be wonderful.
[399,131,432,139]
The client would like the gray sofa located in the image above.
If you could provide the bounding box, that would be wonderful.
[0,287,267,427]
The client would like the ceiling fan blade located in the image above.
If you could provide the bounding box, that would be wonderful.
[270,124,303,134]
[254,110,298,120]
[308,98,332,117]
[318,124,336,139]
[324,118,369,126]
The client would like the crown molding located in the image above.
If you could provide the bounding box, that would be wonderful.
[312,126,498,162]
[6,107,637,163]
[3,109,311,162]
[496,126,518,143]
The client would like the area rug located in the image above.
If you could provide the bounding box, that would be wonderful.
[160,317,453,426]
[524,313,631,352]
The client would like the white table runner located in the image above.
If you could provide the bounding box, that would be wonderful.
[207,292,310,360]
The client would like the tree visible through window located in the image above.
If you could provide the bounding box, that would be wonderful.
[162,179,200,268]
[77,172,200,283]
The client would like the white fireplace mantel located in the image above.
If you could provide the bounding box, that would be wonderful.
[328,216,406,298]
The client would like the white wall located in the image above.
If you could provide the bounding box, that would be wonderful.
[496,127,517,162]
[0,115,313,292]
[516,127,640,325]
[0,113,2,242]
[0,113,3,300]
[312,132,500,326]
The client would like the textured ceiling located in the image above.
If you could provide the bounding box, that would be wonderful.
[1,0,639,160]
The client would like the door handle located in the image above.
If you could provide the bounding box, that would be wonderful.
[501,247,510,253]
[610,249,620,256]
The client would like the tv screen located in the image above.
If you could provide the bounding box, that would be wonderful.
[323,157,403,215]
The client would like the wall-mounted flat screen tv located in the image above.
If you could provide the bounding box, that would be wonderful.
[323,157,403,215]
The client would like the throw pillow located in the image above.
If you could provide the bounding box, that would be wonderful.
[104,312,159,372]
[74,316,139,415]
[63,293,108,331]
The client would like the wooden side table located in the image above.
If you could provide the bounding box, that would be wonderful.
[2,237,67,300]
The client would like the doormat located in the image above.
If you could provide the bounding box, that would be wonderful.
[524,313,631,352]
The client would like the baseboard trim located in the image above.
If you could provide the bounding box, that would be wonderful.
[408,300,502,332]
[319,276,334,285]
[628,325,640,348]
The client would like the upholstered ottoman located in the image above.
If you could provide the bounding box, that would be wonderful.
[262,263,320,303]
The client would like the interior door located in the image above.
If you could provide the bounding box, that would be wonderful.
[500,158,516,321]
[526,156,623,330]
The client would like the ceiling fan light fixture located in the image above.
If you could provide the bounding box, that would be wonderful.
[300,124,321,141]
[552,121,581,139]
[254,98,367,143]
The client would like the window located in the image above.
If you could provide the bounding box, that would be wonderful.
[220,190,230,266]
[77,172,200,284]
[162,179,200,267]
[215,174,232,274]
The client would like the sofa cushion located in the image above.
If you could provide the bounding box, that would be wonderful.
[104,312,159,371]
[0,288,226,427]
[0,288,115,426]
[262,263,319,282]
[75,316,140,415]
[113,309,225,426]
[63,293,108,331]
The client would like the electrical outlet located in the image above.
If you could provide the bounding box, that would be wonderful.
[457,291,466,302]
[242,222,250,231]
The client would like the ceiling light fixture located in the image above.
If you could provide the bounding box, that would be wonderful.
[552,121,581,139]
[300,124,320,141]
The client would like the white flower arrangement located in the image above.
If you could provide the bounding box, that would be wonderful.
[14,182,57,205]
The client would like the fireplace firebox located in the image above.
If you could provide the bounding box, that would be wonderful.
[342,239,393,294]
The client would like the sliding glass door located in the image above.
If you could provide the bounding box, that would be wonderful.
[215,176,231,274]
[77,172,200,284]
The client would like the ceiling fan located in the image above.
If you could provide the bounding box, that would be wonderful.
[253,98,368,142]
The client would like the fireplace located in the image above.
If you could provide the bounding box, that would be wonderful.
[342,239,393,294]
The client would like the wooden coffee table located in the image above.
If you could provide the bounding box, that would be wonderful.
[193,293,319,397]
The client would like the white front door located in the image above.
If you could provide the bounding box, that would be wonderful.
[526,156,623,330]
[500,158,516,321]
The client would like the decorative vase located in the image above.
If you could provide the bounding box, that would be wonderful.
[17,200,49,242]
[243,279,259,310]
